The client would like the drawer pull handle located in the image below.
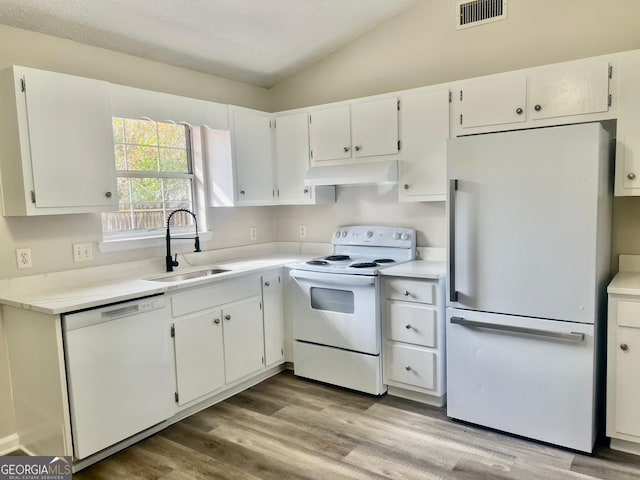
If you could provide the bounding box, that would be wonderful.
[405,324,412,330]
[265,281,271,287]
[214,318,220,324]
[405,366,412,371]
[403,290,410,296]
[225,314,231,321]
[621,343,630,352]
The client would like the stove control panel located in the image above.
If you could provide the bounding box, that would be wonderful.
[332,226,416,249]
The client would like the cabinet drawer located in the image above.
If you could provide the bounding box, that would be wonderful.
[617,300,640,329]
[388,302,436,347]
[386,278,435,304]
[385,343,436,390]
[171,276,260,317]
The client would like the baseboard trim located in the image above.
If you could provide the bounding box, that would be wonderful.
[0,433,19,455]
[387,386,446,407]
[610,438,640,456]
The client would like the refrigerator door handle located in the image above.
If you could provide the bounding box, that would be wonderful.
[448,179,458,302]
[450,316,585,342]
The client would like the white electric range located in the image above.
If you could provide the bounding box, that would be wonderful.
[289,225,416,395]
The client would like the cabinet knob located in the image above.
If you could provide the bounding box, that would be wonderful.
[403,290,410,296]
[515,107,523,115]
[343,146,350,152]
[405,324,412,330]
[354,145,361,152]
[240,190,246,195]
[264,281,270,287]
[105,191,112,198]
[214,318,220,324]
[303,188,309,194]
[628,173,636,180]
[225,314,231,321]
[405,366,412,371]
[403,184,409,190]
[534,104,542,112]
[621,343,629,351]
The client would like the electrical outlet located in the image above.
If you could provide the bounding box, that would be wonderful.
[73,243,93,262]
[249,227,257,241]
[16,248,32,269]
[298,225,307,239]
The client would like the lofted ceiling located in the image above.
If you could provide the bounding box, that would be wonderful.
[0,0,417,88]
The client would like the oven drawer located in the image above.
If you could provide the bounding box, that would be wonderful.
[388,302,436,347]
[384,343,436,390]
[386,278,435,304]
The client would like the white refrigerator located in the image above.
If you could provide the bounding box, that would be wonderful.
[446,122,611,452]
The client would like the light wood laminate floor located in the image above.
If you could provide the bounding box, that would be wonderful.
[69,371,640,479]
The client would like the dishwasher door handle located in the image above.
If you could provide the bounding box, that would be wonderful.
[450,316,585,342]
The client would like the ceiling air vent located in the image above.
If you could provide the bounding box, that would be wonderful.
[456,0,507,30]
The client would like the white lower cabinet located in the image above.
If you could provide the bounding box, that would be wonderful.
[607,294,640,454]
[382,276,446,406]
[262,270,285,366]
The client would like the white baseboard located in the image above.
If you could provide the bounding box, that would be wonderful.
[0,433,19,455]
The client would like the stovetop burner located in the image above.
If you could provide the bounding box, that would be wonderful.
[373,258,395,264]
[307,260,330,266]
[350,262,379,268]
[325,255,351,261]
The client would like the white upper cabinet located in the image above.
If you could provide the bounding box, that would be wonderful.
[457,71,527,130]
[398,87,450,202]
[309,104,351,162]
[0,66,117,216]
[615,50,640,196]
[453,55,615,137]
[309,96,399,165]
[230,107,275,205]
[351,97,399,158]
[274,111,335,205]
[527,57,611,120]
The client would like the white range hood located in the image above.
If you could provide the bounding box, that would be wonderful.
[303,160,398,186]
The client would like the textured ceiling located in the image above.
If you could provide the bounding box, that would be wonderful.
[0,0,417,87]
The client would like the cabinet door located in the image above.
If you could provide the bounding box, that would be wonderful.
[616,51,640,195]
[173,310,225,406]
[23,68,117,209]
[399,88,449,200]
[309,105,351,162]
[262,271,284,366]
[351,97,399,158]
[231,109,275,205]
[275,112,312,203]
[222,296,265,384]
[528,58,610,120]
[613,329,640,437]
[458,71,527,129]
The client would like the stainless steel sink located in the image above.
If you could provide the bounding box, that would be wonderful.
[149,268,230,282]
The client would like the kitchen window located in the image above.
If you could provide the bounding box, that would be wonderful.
[100,117,208,249]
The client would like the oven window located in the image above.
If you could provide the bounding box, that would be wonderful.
[310,287,354,314]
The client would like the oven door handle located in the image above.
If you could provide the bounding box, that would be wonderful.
[289,269,376,286]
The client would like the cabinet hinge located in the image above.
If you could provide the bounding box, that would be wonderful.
[170,325,175,338]
[397,140,401,151]
[310,149,313,159]
[174,392,179,403]
[20,78,26,92]
[460,90,463,101]
[277,189,280,197]
[608,94,612,107]
[397,99,400,111]
[259,301,262,310]
[609,64,613,79]
[273,120,276,129]
[262,356,265,365]
[448,90,452,103]
[309,115,312,124]
[278,276,281,283]
[281,347,284,356]
[459,114,463,125]
[30,190,36,204]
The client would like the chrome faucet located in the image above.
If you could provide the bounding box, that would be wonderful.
[166,209,201,272]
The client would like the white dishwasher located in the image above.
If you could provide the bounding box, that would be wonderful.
[63,295,174,459]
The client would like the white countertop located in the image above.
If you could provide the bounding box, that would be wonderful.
[608,271,640,296]
[0,254,311,315]
[379,260,446,279]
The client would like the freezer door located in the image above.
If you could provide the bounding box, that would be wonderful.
[447,123,609,323]
[446,308,596,452]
